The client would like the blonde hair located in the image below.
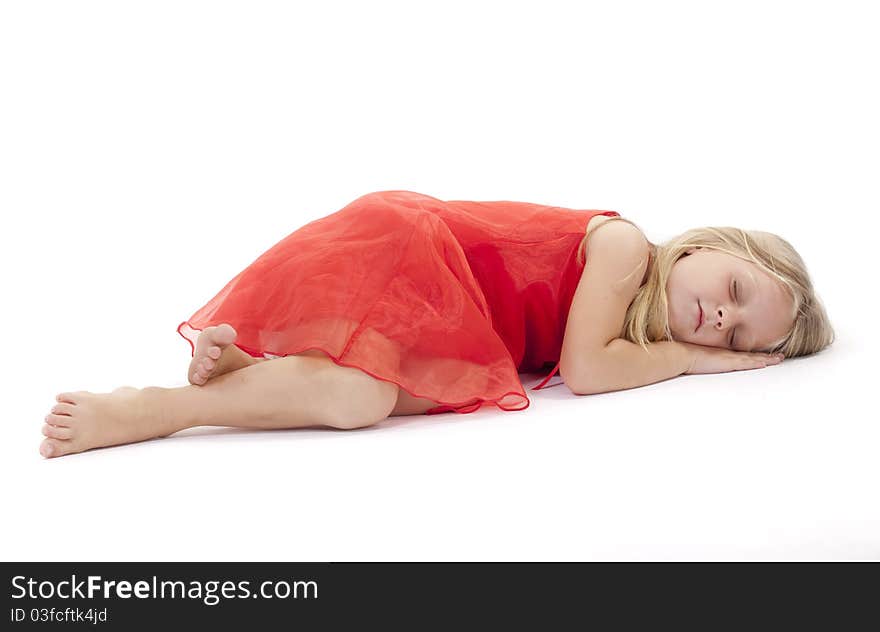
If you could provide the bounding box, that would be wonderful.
[575,218,835,358]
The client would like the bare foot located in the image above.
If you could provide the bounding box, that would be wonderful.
[188,324,238,386]
[40,387,171,459]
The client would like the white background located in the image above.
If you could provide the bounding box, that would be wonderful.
[2,0,877,560]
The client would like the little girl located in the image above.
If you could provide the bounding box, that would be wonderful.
[39,190,834,459]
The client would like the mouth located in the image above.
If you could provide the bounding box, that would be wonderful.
[695,301,703,332]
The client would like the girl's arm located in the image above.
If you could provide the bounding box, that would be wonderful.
[559,219,671,394]
[572,338,692,395]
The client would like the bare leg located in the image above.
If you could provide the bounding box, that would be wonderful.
[390,387,441,416]
[40,350,400,459]
[191,323,442,416]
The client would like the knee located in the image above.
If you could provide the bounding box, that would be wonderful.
[323,402,390,429]
[322,371,398,430]
[324,415,380,430]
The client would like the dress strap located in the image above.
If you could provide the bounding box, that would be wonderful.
[532,360,561,390]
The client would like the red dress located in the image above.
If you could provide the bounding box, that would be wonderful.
[177,190,620,415]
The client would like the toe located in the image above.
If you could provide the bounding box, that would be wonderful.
[207,346,222,360]
[43,423,73,439]
[51,402,76,416]
[40,438,72,459]
[46,413,72,426]
[214,324,238,345]
[56,391,87,403]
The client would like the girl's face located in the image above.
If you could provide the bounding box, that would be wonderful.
[665,247,795,352]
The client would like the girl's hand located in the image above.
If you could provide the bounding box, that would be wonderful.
[679,341,784,375]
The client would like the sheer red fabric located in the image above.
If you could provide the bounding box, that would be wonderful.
[177,190,619,415]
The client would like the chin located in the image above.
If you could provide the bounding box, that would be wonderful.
[666,308,686,343]
[676,332,694,345]
[672,319,698,345]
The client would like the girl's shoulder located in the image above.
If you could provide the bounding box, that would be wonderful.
[585,213,615,238]
[583,214,652,286]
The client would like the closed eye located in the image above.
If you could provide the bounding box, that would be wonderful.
[729,279,738,348]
